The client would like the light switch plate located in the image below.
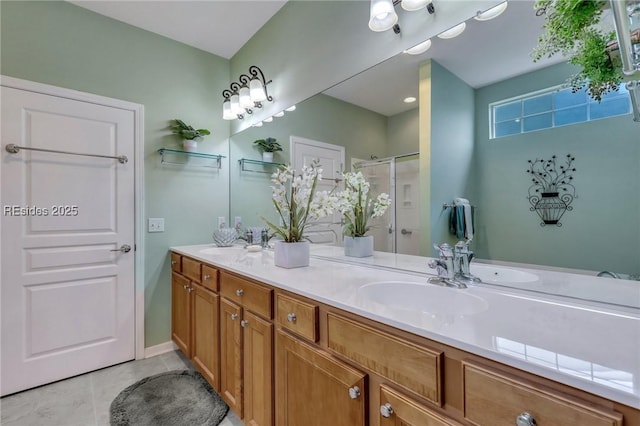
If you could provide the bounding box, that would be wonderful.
[217,216,226,229]
[234,216,242,228]
[148,218,164,233]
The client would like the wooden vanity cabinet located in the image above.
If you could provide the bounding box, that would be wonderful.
[276,329,367,426]
[170,253,638,426]
[171,254,221,390]
[219,271,274,426]
[462,362,623,426]
[379,384,462,426]
[171,271,191,357]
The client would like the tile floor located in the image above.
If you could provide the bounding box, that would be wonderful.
[0,350,244,426]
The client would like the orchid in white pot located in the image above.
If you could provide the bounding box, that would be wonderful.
[335,171,391,257]
[263,159,336,267]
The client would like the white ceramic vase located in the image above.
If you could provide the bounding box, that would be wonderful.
[344,235,374,258]
[183,139,198,152]
[274,240,310,268]
[262,151,274,162]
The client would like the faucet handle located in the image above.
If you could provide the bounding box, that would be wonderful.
[434,243,453,258]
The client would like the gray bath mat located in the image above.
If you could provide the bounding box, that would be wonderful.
[110,369,229,426]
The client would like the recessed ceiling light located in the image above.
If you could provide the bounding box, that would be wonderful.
[474,1,508,21]
[404,39,432,55]
[274,111,285,117]
[264,116,273,122]
[437,22,466,39]
[403,97,417,103]
[285,105,296,111]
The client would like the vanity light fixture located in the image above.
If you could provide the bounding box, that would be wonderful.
[474,1,508,21]
[437,22,466,39]
[222,65,273,120]
[404,39,432,55]
[368,0,434,34]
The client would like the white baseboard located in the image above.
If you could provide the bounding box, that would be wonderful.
[144,341,177,359]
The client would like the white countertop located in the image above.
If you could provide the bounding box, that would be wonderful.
[172,243,640,410]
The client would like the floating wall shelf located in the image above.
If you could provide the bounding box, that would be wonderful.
[158,148,225,169]
[239,158,284,174]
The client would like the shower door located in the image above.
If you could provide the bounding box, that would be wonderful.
[355,153,420,255]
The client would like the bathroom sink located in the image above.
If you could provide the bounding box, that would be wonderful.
[357,281,488,317]
[470,264,540,284]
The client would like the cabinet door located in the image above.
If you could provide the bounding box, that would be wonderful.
[276,330,366,426]
[220,298,243,417]
[380,384,460,426]
[192,284,220,391]
[171,272,191,357]
[243,311,274,426]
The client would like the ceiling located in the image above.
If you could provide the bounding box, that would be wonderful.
[70,1,288,60]
[70,0,566,117]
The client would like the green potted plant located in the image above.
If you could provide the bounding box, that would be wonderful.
[532,0,635,101]
[253,137,282,162]
[335,171,391,257]
[170,119,211,152]
[262,160,336,268]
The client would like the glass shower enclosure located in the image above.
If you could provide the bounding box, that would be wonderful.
[354,153,420,255]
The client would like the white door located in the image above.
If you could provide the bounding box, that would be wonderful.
[291,136,344,244]
[1,86,136,396]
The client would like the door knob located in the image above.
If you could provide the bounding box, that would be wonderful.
[287,313,297,322]
[230,313,239,320]
[348,386,361,399]
[241,320,249,328]
[516,412,537,426]
[236,289,244,296]
[380,403,394,418]
[111,244,131,253]
[400,228,412,235]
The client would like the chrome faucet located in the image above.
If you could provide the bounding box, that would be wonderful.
[454,241,481,284]
[428,243,467,288]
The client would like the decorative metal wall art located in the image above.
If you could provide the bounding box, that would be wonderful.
[526,154,576,227]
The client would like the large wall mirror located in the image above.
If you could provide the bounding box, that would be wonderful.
[229,1,639,278]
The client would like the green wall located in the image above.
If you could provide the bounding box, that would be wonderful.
[472,62,640,274]
[1,1,231,347]
[428,61,476,254]
[230,93,388,226]
[387,108,419,157]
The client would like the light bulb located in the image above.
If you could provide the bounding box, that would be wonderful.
[222,100,235,120]
[474,1,508,21]
[437,22,466,39]
[249,78,267,102]
[285,105,296,112]
[404,39,431,55]
[274,111,285,117]
[264,117,273,123]
[368,0,398,32]
[230,94,242,115]
[401,0,429,12]
[239,85,253,109]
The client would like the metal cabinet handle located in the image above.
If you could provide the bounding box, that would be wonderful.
[183,284,189,290]
[380,403,394,418]
[516,412,537,426]
[287,313,297,323]
[110,244,131,253]
[348,386,361,399]
[171,260,177,265]
[203,274,211,280]
[241,320,249,328]
[236,289,244,296]
[187,286,193,293]
[230,313,239,320]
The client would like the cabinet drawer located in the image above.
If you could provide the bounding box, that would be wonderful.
[276,293,318,342]
[182,257,202,283]
[327,313,443,405]
[220,272,272,319]
[201,264,219,292]
[462,362,623,426]
[170,252,181,272]
[380,384,461,426]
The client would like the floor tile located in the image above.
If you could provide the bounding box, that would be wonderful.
[0,350,242,426]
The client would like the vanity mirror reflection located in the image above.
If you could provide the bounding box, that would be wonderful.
[229,1,639,278]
